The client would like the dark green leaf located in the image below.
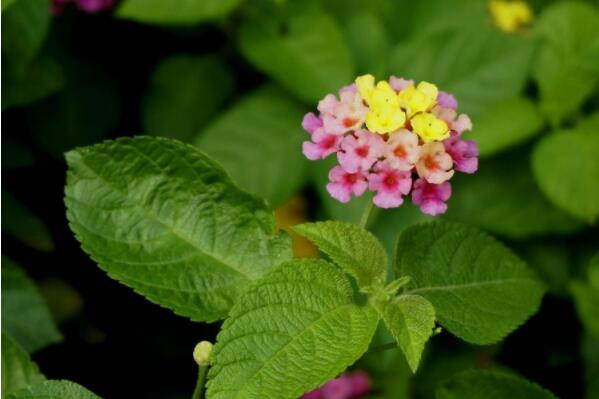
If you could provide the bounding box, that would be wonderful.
[2,191,54,252]
[116,0,241,26]
[7,380,101,399]
[1,334,45,398]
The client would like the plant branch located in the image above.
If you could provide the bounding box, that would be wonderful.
[191,365,209,399]
[359,199,375,229]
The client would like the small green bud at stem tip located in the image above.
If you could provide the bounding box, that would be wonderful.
[193,341,213,366]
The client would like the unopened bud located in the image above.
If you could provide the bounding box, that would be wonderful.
[193,341,213,366]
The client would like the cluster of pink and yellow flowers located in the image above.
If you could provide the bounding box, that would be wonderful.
[302,371,370,399]
[302,74,478,215]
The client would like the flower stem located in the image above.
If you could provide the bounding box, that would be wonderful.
[359,199,375,229]
[191,365,209,399]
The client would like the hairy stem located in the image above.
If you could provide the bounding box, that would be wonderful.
[191,365,209,399]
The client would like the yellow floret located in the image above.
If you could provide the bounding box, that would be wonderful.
[369,81,400,109]
[355,74,375,103]
[365,106,406,134]
[411,113,449,143]
[489,0,533,33]
[398,82,438,117]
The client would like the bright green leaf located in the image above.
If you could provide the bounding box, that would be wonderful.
[65,137,292,322]
[7,380,101,399]
[2,191,54,252]
[195,85,307,207]
[463,97,544,157]
[239,3,353,103]
[532,128,599,223]
[1,257,62,353]
[391,27,536,116]
[436,370,558,399]
[1,58,64,111]
[396,221,546,345]
[1,0,50,77]
[206,259,379,399]
[532,2,599,125]
[294,221,387,288]
[445,153,583,239]
[142,55,233,141]
[1,334,45,398]
[382,295,435,372]
[116,0,241,26]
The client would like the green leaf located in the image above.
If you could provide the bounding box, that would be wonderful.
[28,60,120,158]
[445,153,583,239]
[570,255,599,338]
[344,12,391,77]
[294,221,387,288]
[532,128,599,223]
[1,257,62,353]
[1,58,64,111]
[2,191,54,252]
[239,3,354,103]
[532,2,599,125]
[7,380,101,399]
[195,86,307,207]
[142,54,233,141]
[391,26,536,116]
[436,370,558,399]
[206,259,379,399]
[463,97,544,157]
[382,295,435,372]
[396,221,546,345]
[2,0,17,11]
[65,136,292,322]
[116,0,241,25]
[1,334,45,398]
[1,0,50,77]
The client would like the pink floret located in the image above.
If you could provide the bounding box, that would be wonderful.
[412,178,452,215]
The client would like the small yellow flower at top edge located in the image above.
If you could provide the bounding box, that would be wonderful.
[489,0,533,33]
[398,82,438,117]
[411,113,450,143]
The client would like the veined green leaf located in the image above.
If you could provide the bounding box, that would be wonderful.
[436,370,558,399]
[294,221,387,288]
[239,3,353,103]
[1,257,62,353]
[206,259,379,399]
[7,380,101,399]
[65,136,292,322]
[116,0,241,25]
[396,221,546,345]
[382,295,435,372]
[142,55,233,141]
[1,334,45,398]
[195,86,307,207]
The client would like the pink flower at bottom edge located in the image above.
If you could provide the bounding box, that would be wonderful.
[327,166,368,203]
[444,132,478,174]
[302,388,324,399]
[322,375,354,399]
[76,0,114,12]
[348,371,371,396]
[302,112,323,134]
[412,178,451,215]
[368,161,412,209]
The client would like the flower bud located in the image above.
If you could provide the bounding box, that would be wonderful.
[193,341,213,366]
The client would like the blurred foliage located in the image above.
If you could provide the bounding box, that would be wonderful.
[2,0,599,397]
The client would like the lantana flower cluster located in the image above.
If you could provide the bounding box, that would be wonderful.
[302,74,478,215]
